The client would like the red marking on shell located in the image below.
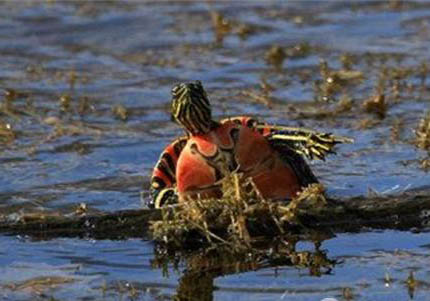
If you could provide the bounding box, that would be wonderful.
[235,126,272,171]
[164,143,179,164]
[214,121,236,150]
[251,156,301,199]
[220,116,249,127]
[175,117,302,202]
[153,167,173,187]
[189,135,218,157]
[189,121,238,156]
[176,144,217,194]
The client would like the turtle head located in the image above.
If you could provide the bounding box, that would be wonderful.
[170,80,213,135]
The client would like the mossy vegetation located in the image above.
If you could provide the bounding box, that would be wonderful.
[150,172,328,249]
[415,111,430,150]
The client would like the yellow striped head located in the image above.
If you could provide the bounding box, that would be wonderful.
[171,81,212,135]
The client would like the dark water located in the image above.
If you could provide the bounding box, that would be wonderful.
[1,1,430,300]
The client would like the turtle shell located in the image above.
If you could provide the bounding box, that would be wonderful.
[176,119,301,201]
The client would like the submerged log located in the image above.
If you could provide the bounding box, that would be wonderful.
[0,187,429,240]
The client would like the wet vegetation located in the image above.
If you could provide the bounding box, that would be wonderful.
[1,1,430,300]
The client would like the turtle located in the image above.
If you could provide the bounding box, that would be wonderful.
[148,81,352,208]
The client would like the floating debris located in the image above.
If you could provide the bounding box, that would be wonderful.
[112,104,129,121]
[210,11,232,43]
[75,203,88,215]
[418,61,428,87]
[53,141,92,155]
[265,45,286,68]
[405,271,417,299]
[6,276,76,295]
[286,42,311,59]
[415,111,430,150]
[0,121,15,144]
[43,116,61,126]
[260,78,275,94]
[239,89,273,108]
[385,271,392,287]
[1,89,19,119]
[210,11,261,43]
[59,94,72,113]
[68,69,77,90]
[335,94,353,114]
[237,23,255,39]
[342,287,354,300]
[316,59,364,102]
[356,118,380,130]
[363,93,387,118]
[390,118,403,142]
[420,158,430,171]
[78,96,93,116]
[340,53,356,70]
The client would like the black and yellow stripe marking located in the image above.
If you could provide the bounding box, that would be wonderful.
[171,81,212,135]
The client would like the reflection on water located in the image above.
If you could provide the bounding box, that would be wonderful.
[1,231,430,300]
[152,235,335,301]
[1,1,430,300]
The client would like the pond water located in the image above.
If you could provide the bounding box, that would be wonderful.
[1,1,430,300]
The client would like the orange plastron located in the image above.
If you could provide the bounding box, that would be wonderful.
[176,119,301,202]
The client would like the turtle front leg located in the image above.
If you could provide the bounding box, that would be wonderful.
[150,186,179,208]
[149,137,187,208]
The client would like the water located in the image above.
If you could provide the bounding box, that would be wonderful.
[1,1,430,300]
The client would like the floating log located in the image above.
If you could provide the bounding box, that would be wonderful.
[0,187,429,240]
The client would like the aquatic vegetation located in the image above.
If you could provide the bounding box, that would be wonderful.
[287,42,312,58]
[238,89,273,108]
[4,276,76,295]
[415,111,430,150]
[406,271,417,299]
[210,11,262,43]
[418,61,428,87]
[342,287,354,300]
[339,53,356,71]
[420,158,430,171]
[77,96,92,116]
[390,118,404,142]
[355,118,380,130]
[150,172,327,249]
[0,121,15,144]
[265,45,287,68]
[264,42,313,70]
[363,93,387,118]
[315,59,364,102]
[112,104,129,121]
[59,94,72,113]
[211,11,232,43]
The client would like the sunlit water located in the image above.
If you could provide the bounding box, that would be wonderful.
[1,1,430,300]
